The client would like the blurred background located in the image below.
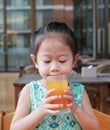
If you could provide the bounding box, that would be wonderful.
[0,0,110,114]
[0,0,110,72]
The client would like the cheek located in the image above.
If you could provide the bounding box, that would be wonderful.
[62,64,73,74]
[37,65,48,77]
[66,68,73,75]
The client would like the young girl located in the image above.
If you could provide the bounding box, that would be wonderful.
[10,22,100,130]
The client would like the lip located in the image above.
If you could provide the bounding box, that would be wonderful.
[48,74,63,77]
[47,74,67,79]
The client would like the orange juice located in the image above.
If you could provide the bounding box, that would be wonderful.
[46,78,70,110]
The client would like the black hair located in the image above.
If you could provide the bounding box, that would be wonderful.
[31,21,77,55]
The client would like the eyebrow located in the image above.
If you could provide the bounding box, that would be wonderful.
[41,53,69,56]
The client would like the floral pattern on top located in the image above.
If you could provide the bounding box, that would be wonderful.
[29,81,84,130]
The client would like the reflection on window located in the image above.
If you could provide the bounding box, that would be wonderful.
[7,11,30,30]
[36,0,53,6]
[35,0,53,28]
[73,0,93,55]
[36,10,53,28]
[6,0,30,7]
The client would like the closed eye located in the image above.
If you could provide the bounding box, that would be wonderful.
[44,60,51,63]
[59,60,67,63]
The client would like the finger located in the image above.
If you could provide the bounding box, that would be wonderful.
[46,103,63,110]
[46,109,60,114]
[46,95,62,103]
[67,101,76,108]
[63,94,74,102]
[45,88,55,98]
[64,88,72,95]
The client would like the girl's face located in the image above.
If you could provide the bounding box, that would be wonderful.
[31,36,78,78]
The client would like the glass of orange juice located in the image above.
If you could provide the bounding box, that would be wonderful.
[46,75,70,111]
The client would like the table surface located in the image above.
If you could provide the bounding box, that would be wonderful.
[13,73,110,86]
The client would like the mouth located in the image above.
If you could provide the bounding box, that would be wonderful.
[48,74,63,77]
[47,74,67,79]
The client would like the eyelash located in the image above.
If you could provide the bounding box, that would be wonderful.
[44,60,67,63]
[44,61,50,63]
[59,60,66,63]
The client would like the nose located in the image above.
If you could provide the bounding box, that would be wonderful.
[50,61,60,72]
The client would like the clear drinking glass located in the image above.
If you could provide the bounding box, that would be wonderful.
[45,75,70,113]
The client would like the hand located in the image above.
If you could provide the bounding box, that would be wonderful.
[38,88,63,116]
[63,88,79,113]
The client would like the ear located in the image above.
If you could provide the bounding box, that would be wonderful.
[30,54,38,68]
[72,53,80,68]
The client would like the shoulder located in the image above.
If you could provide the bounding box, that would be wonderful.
[19,84,30,97]
[69,82,85,106]
[17,84,30,105]
[28,81,47,93]
[69,82,84,93]
[15,84,31,116]
[28,80,47,100]
[28,81,41,89]
[18,81,39,99]
[16,82,40,107]
[69,82,84,88]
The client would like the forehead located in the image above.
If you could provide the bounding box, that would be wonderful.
[43,33,67,42]
[38,34,72,53]
[37,36,72,57]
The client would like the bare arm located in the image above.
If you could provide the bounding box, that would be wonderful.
[10,85,63,130]
[10,85,45,130]
[65,89,100,130]
[74,90,100,130]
